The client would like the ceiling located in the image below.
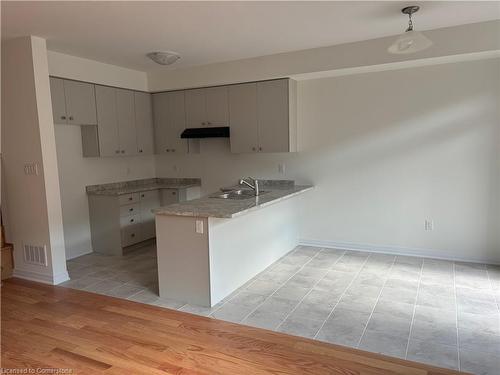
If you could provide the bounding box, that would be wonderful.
[2,1,499,72]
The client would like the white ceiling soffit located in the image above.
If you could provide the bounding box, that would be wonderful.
[2,1,500,72]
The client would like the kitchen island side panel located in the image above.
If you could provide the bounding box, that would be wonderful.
[208,198,299,305]
[156,215,211,306]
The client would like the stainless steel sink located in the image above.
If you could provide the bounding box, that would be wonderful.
[209,189,269,200]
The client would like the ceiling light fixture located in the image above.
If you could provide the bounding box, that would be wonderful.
[388,6,433,54]
[147,51,181,65]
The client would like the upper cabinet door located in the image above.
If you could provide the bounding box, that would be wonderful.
[152,92,170,154]
[49,77,67,124]
[257,79,290,153]
[116,89,138,156]
[95,85,120,157]
[134,92,154,155]
[64,80,97,125]
[205,86,228,127]
[185,89,206,127]
[165,91,188,154]
[228,83,259,153]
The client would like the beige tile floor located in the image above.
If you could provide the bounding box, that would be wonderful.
[63,244,500,374]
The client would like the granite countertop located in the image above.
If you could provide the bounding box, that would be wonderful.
[154,180,313,219]
[86,178,201,196]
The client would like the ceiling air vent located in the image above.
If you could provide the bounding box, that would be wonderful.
[23,244,48,266]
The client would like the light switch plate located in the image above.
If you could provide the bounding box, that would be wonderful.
[195,220,204,234]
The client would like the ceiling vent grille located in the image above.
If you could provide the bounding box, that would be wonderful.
[23,244,48,266]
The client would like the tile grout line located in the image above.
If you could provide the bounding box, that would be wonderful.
[233,247,328,324]
[205,246,321,321]
[403,258,425,360]
[453,261,461,371]
[354,255,398,349]
[312,253,372,340]
[274,249,347,333]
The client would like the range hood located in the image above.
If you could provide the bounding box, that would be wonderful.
[180,126,230,139]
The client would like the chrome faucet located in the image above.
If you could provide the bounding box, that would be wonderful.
[239,177,260,196]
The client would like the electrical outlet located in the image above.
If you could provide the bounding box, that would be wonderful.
[278,163,285,174]
[425,219,434,231]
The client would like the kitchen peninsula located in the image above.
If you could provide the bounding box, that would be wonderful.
[154,180,313,307]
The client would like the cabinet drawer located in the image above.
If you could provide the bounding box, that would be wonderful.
[120,214,141,228]
[138,189,159,201]
[119,193,140,205]
[120,202,140,217]
[121,224,142,247]
[141,221,156,240]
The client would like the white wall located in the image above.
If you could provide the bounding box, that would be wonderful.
[155,58,500,264]
[1,36,68,283]
[148,20,500,91]
[48,51,155,259]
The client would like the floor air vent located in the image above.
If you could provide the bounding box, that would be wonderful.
[23,244,48,266]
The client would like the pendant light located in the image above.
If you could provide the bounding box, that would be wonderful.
[388,6,433,54]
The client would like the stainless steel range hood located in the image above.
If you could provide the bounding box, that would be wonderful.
[180,127,230,139]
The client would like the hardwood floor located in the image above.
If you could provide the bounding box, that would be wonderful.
[1,278,469,375]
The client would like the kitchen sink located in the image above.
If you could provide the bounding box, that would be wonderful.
[209,189,270,200]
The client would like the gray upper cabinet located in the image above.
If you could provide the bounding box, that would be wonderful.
[185,89,206,127]
[116,89,137,156]
[50,77,68,124]
[185,86,228,128]
[257,79,296,153]
[134,92,154,155]
[228,78,297,153]
[228,83,259,153]
[50,77,97,125]
[152,91,187,154]
[95,85,120,157]
[64,80,97,125]
[205,86,228,127]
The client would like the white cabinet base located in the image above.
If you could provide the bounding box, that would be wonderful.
[156,197,299,307]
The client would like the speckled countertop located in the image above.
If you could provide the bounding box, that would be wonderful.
[86,178,201,196]
[154,180,313,218]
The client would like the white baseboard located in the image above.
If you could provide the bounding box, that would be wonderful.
[65,248,92,260]
[13,268,70,285]
[298,238,500,265]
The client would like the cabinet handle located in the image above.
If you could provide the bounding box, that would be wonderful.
[202,122,206,126]
[129,208,133,212]
[259,147,262,151]
[139,149,143,153]
[207,121,211,125]
[61,116,66,120]
[252,147,256,151]
[128,197,133,201]
[115,150,120,154]
[130,218,134,223]
[172,191,176,195]
[141,194,145,198]
[131,233,135,238]
[69,116,74,121]
[121,150,125,154]
[172,149,176,152]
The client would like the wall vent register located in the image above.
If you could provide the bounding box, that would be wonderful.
[23,244,47,266]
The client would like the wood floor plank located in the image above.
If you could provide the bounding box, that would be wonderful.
[1,278,470,375]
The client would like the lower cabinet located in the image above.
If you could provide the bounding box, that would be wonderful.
[88,188,194,255]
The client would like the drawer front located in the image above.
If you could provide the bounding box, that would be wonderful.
[120,213,141,228]
[160,189,180,206]
[119,193,140,205]
[139,189,159,201]
[121,224,142,247]
[120,202,140,217]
